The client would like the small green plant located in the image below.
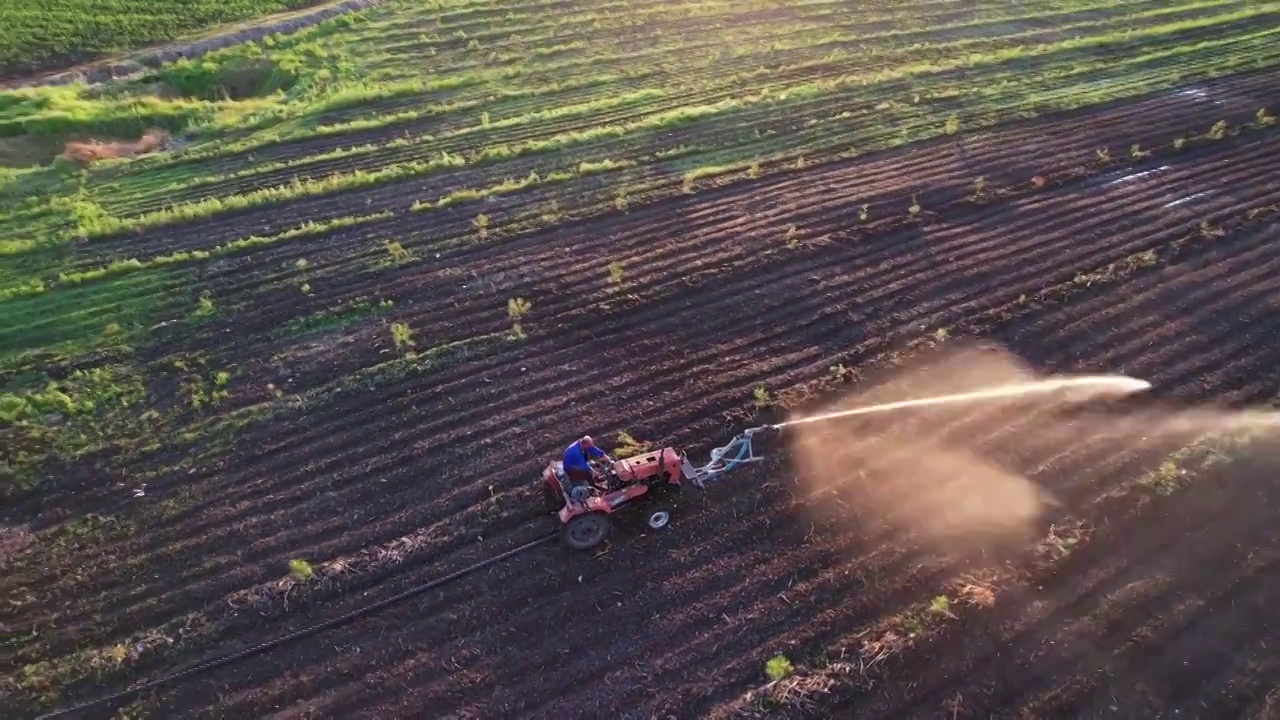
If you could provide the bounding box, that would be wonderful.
[973,175,986,197]
[1146,458,1182,491]
[1130,143,1149,159]
[908,195,921,217]
[196,370,232,403]
[106,643,131,666]
[474,213,490,240]
[1173,136,1186,150]
[294,258,309,270]
[764,654,793,682]
[746,161,761,179]
[1258,107,1276,127]
[794,156,807,170]
[288,559,315,580]
[928,594,956,618]
[195,292,216,317]
[508,297,533,340]
[1208,120,1227,140]
[858,204,869,222]
[903,614,925,636]
[1038,521,1087,559]
[481,111,491,127]
[1200,219,1224,238]
[538,198,561,224]
[1095,148,1111,163]
[1,395,28,422]
[944,115,959,135]
[608,262,624,284]
[386,241,413,263]
[829,363,851,382]
[390,322,416,355]
[752,385,773,407]
[299,282,313,295]
[784,224,800,248]
[615,189,629,211]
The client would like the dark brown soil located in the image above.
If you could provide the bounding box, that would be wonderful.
[6,66,1280,720]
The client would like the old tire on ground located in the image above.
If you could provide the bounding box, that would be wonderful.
[645,505,674,530]
[562,511,611,550]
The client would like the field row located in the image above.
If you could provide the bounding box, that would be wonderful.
[29,64,1276,372]
[88,1,1278,218]
[134,0,1236,173]
[10,59,1277,376]
[5,4,1277,376]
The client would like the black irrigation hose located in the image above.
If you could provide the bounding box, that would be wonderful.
[36,531,561,719]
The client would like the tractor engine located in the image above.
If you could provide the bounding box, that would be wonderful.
[613,447,687,488]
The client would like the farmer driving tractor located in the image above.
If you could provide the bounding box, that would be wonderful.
[562,435,612,504]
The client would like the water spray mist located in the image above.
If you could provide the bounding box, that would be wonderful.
[776,375,1152,428]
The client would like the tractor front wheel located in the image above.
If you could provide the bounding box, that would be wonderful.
[645,505,674,531]
[562,511,611,551]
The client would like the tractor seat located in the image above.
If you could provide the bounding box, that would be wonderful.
[554,461,609,493]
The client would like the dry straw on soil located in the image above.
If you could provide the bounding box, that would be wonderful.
[57,128,172,165]
[0,525,37,563]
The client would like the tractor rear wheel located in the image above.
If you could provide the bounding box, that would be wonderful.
[562,511,611,551]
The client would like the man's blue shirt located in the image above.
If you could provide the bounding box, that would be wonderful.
[563,440,605,470]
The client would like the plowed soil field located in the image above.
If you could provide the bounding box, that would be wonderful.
[5,1,1280,718]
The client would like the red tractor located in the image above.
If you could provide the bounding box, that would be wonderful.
[541,428,772,550]
[541,447,690,550]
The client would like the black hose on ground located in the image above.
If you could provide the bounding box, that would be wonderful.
[36,531,561,719]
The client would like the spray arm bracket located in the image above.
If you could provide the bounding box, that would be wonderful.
[688,425,778,488]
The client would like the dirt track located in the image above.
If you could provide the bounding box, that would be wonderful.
[0,0,379,89]
[6,60,1280,718]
